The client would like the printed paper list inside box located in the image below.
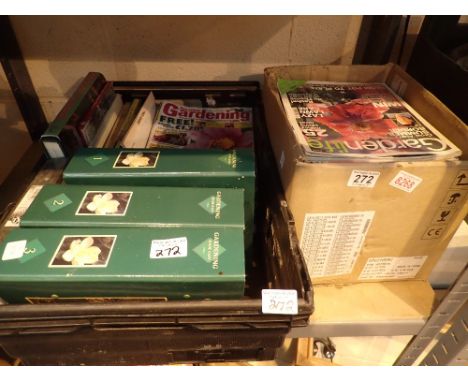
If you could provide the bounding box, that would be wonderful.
[300,211,374,277]
[359,256,427,280]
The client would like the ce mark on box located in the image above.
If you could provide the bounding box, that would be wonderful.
[422,225,447,240]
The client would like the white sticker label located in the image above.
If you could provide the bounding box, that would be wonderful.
[359,256,427,280]
[150,237,187,259]
[347,170,380,188]
[5,185,44,227]
[262,289,298,315]
[300,211,374,277]
[2,240,27,261]
[389,170,422,193]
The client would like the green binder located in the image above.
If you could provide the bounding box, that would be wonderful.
[21,184,244,229]
[0,227,245,303]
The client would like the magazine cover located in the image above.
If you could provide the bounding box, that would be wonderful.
[277,80,461,161]
[147,101,254,150]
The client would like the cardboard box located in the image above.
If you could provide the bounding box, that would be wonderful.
[263,64,468,284]
[0,226,245,303]
[21,184,244,229]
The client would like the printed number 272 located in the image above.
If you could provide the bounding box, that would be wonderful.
[269,298,293,313]
[154,246,181,257]
[353,174,374,185]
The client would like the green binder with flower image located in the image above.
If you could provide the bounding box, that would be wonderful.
[0,226,245,303]
[20,184,244,229]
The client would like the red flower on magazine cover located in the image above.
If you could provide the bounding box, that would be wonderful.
[310,98,396,140]
[187,127,253,149]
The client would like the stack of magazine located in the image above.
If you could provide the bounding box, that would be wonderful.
[277,80,461,162]
[121,93,254,150]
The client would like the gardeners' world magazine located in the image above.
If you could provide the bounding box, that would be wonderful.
[147,101,253,150]
[277,80,461,162]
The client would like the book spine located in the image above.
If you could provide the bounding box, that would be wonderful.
[121,92,156,148]
[93,94,124,148]
[103,101,131,148]
[76,82,116,145]
[114,99,142,147]
[40,72,107,158]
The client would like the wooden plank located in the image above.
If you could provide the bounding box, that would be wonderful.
[311,280,435,325]
[290,280,435,337]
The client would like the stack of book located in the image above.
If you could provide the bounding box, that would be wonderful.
[0,181,248,303]
[1,75,257,304]
[62,147,256,253]
[40,73,254,159]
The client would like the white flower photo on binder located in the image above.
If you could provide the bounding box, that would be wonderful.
[49,235,117,268]
[62,237,101,266]
[86,193,120,215]
[122,152,151,167]
[76,191,133,217]
[112,151,160,169]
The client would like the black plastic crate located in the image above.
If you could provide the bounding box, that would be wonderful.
[0,81,313,365]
